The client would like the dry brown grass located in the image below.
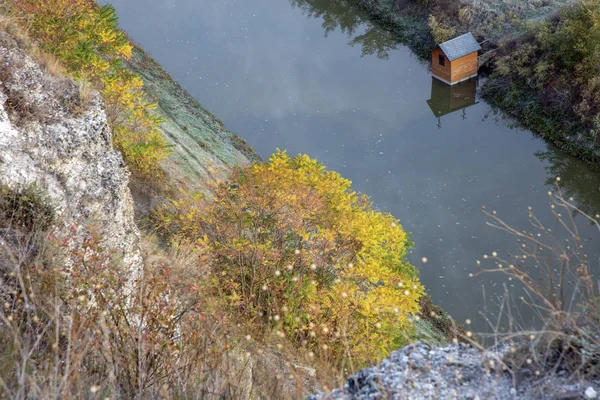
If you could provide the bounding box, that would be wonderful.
[469,182,600,387]
[0,15,64,78]
[0,15,32,49]
[0,20,96,124]
[35,50,65,78]
[0,183,326,399]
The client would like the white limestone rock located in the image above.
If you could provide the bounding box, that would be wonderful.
[0,30,141,271]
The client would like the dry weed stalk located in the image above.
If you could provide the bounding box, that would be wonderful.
[471,182,600,382]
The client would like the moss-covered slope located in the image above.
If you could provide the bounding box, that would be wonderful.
[127,46,261,193]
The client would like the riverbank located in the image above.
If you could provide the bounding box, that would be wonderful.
[345,0,568,55]
[480,3,600,169]
[344,0,600,169]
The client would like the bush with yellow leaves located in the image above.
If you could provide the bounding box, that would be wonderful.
[156,151,423,367]
[7,0,169,176]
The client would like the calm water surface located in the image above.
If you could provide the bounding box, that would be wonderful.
[103,0,600,333]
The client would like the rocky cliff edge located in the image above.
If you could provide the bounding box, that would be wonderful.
[0,30,141,270]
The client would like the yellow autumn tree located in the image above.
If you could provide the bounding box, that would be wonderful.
[156,151,423,366]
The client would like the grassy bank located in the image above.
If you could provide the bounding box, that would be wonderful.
[124,44,261,219]
[127,45,260,190]
[482,1,600,169]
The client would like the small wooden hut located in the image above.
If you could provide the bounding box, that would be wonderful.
[432,32,481,85]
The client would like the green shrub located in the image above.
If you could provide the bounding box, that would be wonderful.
[428,14,456,44]
[489,0,600,142]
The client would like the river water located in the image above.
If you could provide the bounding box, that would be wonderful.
[103,0,600,334]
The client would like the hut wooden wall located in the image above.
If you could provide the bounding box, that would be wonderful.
[450,52,477,83]
[431,48,451,83]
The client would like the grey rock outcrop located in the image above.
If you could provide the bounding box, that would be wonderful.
[0,31,141,270]
[310,341,599,399]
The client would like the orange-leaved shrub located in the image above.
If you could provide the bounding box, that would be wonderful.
[5,0,170,176]
[155,150,423,367]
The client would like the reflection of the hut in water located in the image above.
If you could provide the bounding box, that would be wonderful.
[426,77,478,128]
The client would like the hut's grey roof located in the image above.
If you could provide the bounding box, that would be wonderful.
[439,33,481,61]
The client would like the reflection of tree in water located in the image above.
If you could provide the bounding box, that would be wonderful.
[536,145,600,218]
[482,105,600,218]
[350,27,405,59]
[290,0,403,59]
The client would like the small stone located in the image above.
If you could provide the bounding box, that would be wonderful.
[585,387,598,399]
